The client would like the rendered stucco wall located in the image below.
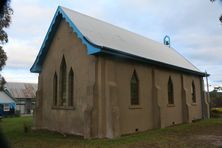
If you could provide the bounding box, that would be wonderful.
[34,19,96,136]
[97,56,205,137]
[114,59,153,135]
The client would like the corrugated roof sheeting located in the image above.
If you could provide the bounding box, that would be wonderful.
[5,82,37,99]
[61,7,201,73]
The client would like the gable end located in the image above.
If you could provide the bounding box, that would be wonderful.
[30,6,101,73]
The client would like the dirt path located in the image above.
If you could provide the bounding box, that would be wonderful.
[197,135,222,147]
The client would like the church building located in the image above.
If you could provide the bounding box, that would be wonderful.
[31,6,210,139]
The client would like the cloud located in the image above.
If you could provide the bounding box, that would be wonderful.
[1,68,38,83]
[4,37,40,69]
[173,34,222,65]
[7,0,54,41]
[1,0,222,86]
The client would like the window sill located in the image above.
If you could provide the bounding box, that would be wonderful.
[51,106,75,110]
[167,104,175,107]
[128,105,143,109]
[191,103,197,106]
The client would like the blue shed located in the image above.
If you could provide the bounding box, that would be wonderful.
[0,90,16,117]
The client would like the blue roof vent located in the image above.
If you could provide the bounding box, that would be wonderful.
[164,35,170,48]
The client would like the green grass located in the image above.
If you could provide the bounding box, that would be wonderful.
[1,116,222,148]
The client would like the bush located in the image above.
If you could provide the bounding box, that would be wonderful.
[23,122,31,133]
[0,128,10,148]
[15,110,21,117]
[211,108,222,118]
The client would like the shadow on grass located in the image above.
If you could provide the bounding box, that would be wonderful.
[0,127,10,148]
[1,116,222,148]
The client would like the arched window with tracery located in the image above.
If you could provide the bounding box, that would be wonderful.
[191,81,196,103]
[130,70,139,105]
[168,76,174,104]
[53,72,58,106]
[59,56,67,106]
[68,68,74,106]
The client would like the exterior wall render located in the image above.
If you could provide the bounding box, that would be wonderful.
[33,19,209,139]
[33,19,96,136]
[99,56,205,136]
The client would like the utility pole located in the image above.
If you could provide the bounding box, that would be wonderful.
[205,70,210,117]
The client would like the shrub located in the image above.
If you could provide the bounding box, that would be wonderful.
[23,122,31,133]
[0,128,10,148]
[211,108,222,118]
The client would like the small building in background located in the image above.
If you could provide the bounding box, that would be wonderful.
[5,82,37,115]
[0,90,16,117]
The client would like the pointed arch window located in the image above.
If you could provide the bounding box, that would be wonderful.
[130,70,139,105]
[59,56,67,106]
[53,72,58,106]
[68,68,74,106]
[191,81,196,103]
[168,77,174,104]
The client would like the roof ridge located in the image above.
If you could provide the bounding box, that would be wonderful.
[61,6,201,72]
[60,6,163,46]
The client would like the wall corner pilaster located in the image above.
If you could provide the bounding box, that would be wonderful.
[152,68,166,128]
[200,78,210,119]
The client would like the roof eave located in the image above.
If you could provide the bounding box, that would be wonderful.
[99,47,207,77]
[81,33,208,77]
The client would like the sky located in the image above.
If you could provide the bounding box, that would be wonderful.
[1,0,222,89]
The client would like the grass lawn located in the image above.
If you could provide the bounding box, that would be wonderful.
[1,116,222,148]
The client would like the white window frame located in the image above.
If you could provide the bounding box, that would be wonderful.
[3,104,10,111]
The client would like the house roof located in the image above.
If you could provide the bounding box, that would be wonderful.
[5,82,37,99]
[0,91,15,104]
[30,6,207,76]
